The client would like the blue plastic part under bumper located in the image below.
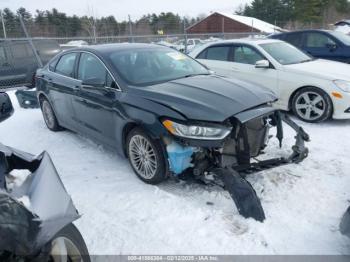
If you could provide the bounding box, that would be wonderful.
[166,141,195,175]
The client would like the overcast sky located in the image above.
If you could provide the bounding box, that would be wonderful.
[0,0,252,21]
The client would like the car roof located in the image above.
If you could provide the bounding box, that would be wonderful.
[200,38,282,46]
[65,43,168,56]
[273,29,331,35]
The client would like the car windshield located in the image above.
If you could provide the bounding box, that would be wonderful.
[109,48,209,86]
[260,42,313,65]
[329,31,350,46]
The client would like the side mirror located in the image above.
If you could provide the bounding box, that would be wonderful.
[255,60,270,69]
[0,92,14,123]
[82,77,105,88]
[326,43,338,52]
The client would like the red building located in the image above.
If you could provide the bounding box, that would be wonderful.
[186,12,284,34]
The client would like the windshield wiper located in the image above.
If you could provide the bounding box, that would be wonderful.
[299,58,314,63]
[184,73,210,78]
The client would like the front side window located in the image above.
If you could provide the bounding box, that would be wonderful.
[78,53,106,82]
[109,48,208,86]
[78,53,116,88]
[55,53,77,77]
[233,45,264,65]
[305,33,336,48]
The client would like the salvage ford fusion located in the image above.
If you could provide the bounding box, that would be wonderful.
[36,44,309,221]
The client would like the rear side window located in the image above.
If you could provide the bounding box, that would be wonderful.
[285,33,302,47]
[11,43,33,59]
[206,46,231,61]
[198,46,231,61]
[55,53,77,77]
[0,46,7,64]
[49,57,59,71]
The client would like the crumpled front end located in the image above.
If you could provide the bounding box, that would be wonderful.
[0,144,79,257]
[162,106,310,221]
[163,107,309,176]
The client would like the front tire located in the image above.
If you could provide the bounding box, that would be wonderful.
[292,87,332,123]
[40,98,62,131]
[49,223,90,262]
[126,127,168,184]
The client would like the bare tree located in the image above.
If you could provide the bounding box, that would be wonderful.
[81,5,98,43]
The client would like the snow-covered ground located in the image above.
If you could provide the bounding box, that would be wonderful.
[1,91,350,255]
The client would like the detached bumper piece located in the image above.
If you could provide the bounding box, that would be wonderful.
[217,168,266,222]
[0,144,79,258]
[15,90,39,109]
[214,112,309,222]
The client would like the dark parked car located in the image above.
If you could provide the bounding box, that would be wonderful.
[36,44,309,221]
[0,39,61,89]
[269,30,350,63]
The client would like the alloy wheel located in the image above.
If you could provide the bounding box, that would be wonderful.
[50,237,83,262]
[128,135,158,179]
[295,91,326,121]
[42,100,55,129]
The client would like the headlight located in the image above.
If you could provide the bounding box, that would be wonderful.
[162,120,232,140]
[334,80,350,92]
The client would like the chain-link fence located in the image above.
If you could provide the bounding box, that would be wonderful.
[0,30,266,91]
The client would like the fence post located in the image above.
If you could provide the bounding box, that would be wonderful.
[0,10,6,38]
[128,15,134,43]
[18,14,43,68]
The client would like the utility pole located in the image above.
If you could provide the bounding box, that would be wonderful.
[128,15,134,43]
[183,18,188,53]
[222,17,225,34]
[18,14,43,67]
[0,9,6,38]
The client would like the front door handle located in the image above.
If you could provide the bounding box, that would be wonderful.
[72,85,80,91]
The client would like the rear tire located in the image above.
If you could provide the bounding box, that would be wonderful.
[126,127,168,185]
[40,98,62,131]
[291,87,332,123]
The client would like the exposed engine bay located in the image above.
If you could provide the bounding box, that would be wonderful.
[163,110,310,222]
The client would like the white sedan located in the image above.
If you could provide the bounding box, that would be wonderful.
[189,39,350,122]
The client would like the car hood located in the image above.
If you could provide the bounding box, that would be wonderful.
[127,75,276,122]
[284,59,350,81]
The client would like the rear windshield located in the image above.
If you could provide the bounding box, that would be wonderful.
[329,31,350,46]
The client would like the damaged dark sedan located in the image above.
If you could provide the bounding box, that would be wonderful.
[36,44,309,221]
